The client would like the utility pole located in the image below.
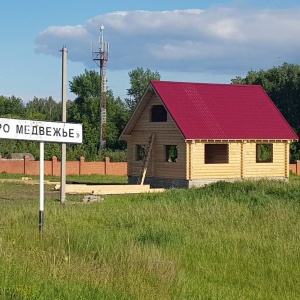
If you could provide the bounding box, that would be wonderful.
[60,46,67,204]
[91,25,109,151]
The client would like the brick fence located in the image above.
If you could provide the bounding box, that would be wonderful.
[290,161,300,176]
[0,155,127,176]
[0,155,299,177]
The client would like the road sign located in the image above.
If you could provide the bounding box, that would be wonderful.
[0,118,82,144]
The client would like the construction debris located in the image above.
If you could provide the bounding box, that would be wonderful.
[82,195,104,203]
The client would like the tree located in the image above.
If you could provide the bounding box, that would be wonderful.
[106,96,129,150]
[0,95,25,118]
[69,69,103,157]
[25,96,61,121]
[70,69,100,99]
[68,70,130,157]
[125,67,161,111]
[231,62,300,161]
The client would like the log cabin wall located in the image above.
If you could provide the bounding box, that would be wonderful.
[127,94,186,179]
[243,141,288,178]
[189,141,242,180]
[187,140,289,180]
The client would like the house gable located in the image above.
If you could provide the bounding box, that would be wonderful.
[124,89,187,180]
[131,94,183,138]
[120,84,184,140]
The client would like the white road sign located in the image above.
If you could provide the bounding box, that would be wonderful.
[0,118,82,144]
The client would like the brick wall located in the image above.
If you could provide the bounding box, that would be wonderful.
[290,161,300,175]
[1,155,297,177]
[0,155,127,176]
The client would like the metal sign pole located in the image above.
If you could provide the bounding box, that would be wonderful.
[60,46,67,204]
[39,142,44,232]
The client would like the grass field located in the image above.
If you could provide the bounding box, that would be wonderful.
[0,175,300,299]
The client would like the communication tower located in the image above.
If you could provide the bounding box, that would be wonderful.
[91,25,109,150]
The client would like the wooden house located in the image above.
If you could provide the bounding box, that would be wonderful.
[120,81,298,188]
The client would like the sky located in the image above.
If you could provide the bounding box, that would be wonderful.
[1,0,300,102]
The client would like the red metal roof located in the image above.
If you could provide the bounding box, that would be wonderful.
[151,81,298,140]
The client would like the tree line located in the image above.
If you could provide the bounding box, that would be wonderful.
[0,68,160,161]
[0,63,299,162]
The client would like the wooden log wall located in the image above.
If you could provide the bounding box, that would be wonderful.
[128,95,187,179]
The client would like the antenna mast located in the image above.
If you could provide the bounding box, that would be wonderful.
[92,24,109,150]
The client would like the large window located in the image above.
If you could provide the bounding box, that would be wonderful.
[205,144,229,164]
[165,145,178,162]
[256,144,273,163]
[151,105,167,122]
[136,144,146,161]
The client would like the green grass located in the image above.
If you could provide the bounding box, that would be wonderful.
[0,172,128,184]
[1,178,300,299]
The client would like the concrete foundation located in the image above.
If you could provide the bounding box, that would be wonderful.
[128,176,189,188]
[128,176,288,189]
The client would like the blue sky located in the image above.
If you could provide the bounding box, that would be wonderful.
[1,0,300,102]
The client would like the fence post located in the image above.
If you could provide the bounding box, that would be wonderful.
[79,157,85,176]
[297,160,300,175]
[51,156,57,176]
[24,155,30,174]
[105,157,110,175]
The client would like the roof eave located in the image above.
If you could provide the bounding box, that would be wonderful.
[185,138,297,143]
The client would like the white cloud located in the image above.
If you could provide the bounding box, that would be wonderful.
[35,7,300,77]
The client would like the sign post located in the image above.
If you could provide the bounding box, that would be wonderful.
[0,117,83,232]
[0,118,82,143]
[39,142,44,232]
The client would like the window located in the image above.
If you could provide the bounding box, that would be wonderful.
[205,144,229,164]
[256,144,273,163]
[165,145,178,162]
[136,144,146,161]
[151,105,167,122]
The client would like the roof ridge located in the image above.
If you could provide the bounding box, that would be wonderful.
[149,80,298,140]
[151,80,262,87]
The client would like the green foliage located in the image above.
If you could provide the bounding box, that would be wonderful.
[166,145,178,162]
[70,69,100,98]
[256,144,273,162]
[1,179,300,298]
[106,96,129,150]
[68,70,102,156]
[290,141,300,162]
[69,71,129,156]
[0,67,160,160]
[96,149,127,162]
[136,144,146,161]
[125,67,161,111]
[0,172,127,184]
[0,95,25,117]
[25,96,62,121]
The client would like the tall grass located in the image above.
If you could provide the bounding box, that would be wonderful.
[0,179,300,299]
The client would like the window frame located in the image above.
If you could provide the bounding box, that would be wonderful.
[135,144,146,161]
[204,144,229,164]
[165,145,178,162]
[256,143,273,163]
[150,105,167,122]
